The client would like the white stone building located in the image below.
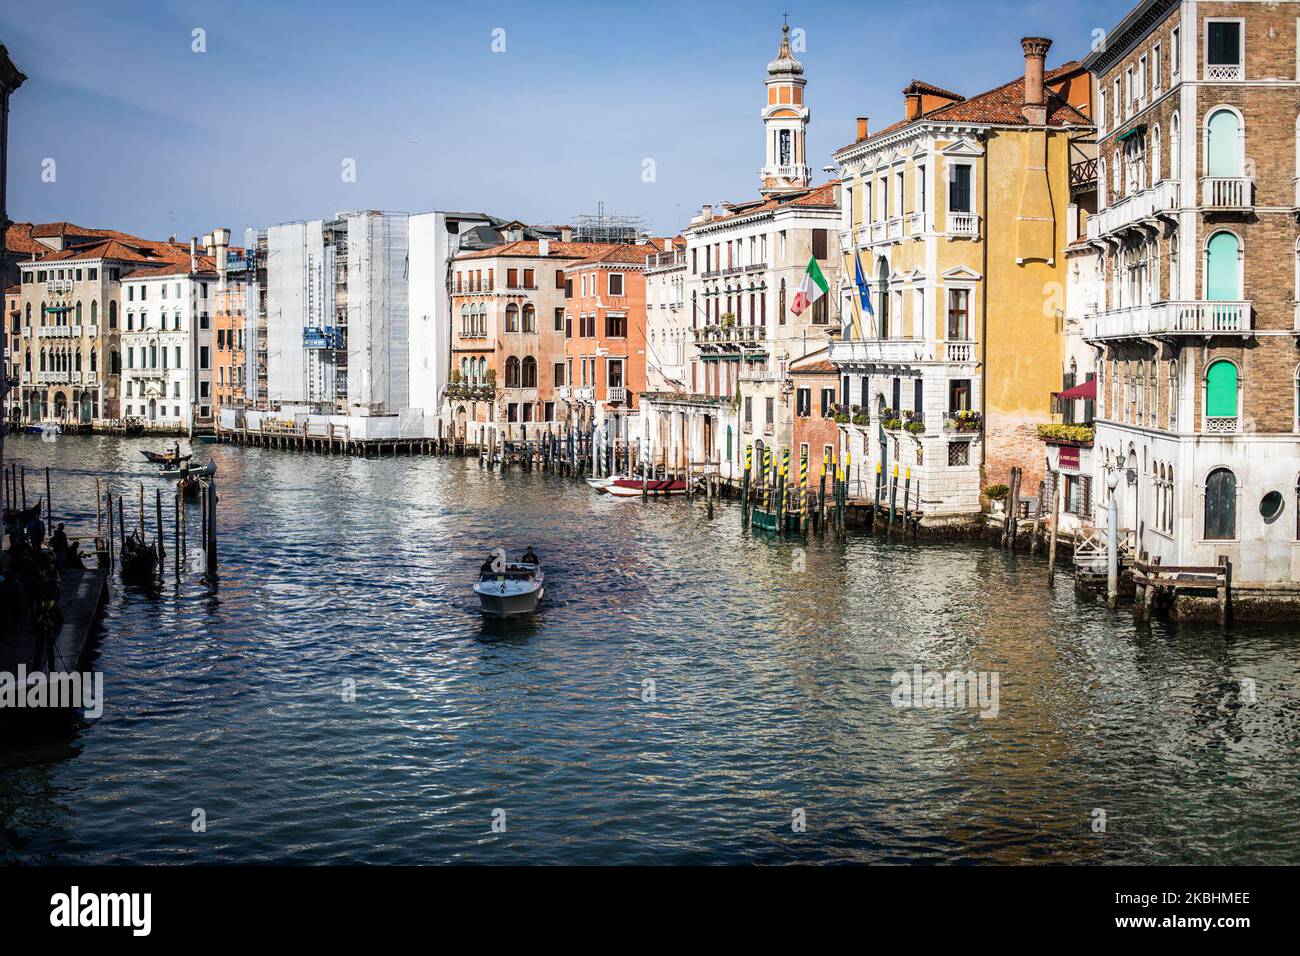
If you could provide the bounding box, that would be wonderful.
[120,254,217,432]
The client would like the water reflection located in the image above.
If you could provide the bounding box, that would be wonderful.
[0,433,1297,864]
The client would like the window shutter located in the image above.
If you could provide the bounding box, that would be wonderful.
[812,229,828,260]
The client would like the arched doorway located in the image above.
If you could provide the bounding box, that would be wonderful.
[53,391,67,419]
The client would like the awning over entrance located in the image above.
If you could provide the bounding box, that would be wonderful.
[1058,378,1096,401]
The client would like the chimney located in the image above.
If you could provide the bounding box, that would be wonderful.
[539,238,550,257]
[190,236,197,274]
[856,116,869,140]
[701,203,713,221]
[560,226,573,242]
[213,227,230,285]
[1021,37,1052,125]
[202,232,214,255]
[905,91,923,121]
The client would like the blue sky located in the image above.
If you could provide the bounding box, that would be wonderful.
[2,0,1135,241]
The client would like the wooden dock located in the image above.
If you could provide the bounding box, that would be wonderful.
[0,567,109,674]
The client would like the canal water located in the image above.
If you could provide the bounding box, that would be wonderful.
[1,433,1297,864]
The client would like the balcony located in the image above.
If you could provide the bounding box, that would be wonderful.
[946,212,980,239]
[907,212,925,236]
[1201,177,1252,211]
[693,323,764,346]
[607,386,627,405]
[36,325,75,338]
[943,340,975,363]
[1204,62,1243,82]
[37,371,73,384]
[1086,180,1179,240]
[45,279,74,294]
[573,386,595,402]
[886,217,903,242]
[830,338,929,366]
[856,224,871,248]
[1084,300,1252,341]
[558,386,571,400]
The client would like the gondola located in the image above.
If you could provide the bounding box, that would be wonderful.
[119,531,158,583]
[141,449,192,465]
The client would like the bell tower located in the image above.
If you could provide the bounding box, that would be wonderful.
[761,20,811,195]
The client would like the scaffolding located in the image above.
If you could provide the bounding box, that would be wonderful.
[571,202,649,245]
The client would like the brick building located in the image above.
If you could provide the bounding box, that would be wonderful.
[444,238,609,445]
[789,350,840,483]
[561,241,661,442]
[1083,0,1300,588]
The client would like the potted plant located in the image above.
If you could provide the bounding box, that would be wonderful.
[984,483,1009,515]
[904,420,926,435]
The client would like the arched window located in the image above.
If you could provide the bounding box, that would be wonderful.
[479,357,487,384]
[1136,360,1147,422]
[1112,149,1121,194]
[1205,231,1240,300]
[1205,358,1239,429]
[1206,108,1242,178]
[522,304,536,333]
[1152,125,1162,183]
[90,349,97,372]
[24,302,30,324]
[521,355,537,388]
[778,279,786,323]
[1098,158,1107,207]
[39,349,46,371]
[505,303,519,333]
[1169,360,1180,428]
[109,300,118,328]
[1170,112,1180,177]
[505,356,520,388]
[75,300,82,323]
[75,350,82,372]
[90,300,97,324]
[1204,467,1237,540]
[110,350,120,375]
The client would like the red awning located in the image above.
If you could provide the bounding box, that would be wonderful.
[1058,378,1096,401]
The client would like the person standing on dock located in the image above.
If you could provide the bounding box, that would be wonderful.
[26,510,44,552]
[50,522,68,571]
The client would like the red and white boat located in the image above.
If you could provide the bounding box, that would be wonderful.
[605,477,690,498]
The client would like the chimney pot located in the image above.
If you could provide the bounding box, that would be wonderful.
[1021,36,1052,125]
[856,116,869,140]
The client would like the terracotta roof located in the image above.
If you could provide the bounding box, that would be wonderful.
[570,242,663,267]
[839,61,1091,152]
[902,79,965,102]
[791,359,836,374]
[692,181,839,230]
[455,239,615,261]
[122,256,218,279]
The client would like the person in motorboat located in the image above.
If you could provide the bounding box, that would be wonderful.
[479,554,497,578]
[522,547,539,566]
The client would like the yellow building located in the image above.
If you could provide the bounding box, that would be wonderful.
[831,37,1095,522]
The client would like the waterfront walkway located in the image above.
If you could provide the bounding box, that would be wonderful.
[0,564,108,674]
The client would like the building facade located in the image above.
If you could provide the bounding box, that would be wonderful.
[641,23,842,479]
[119,255,217,432]
[832,37,1095,520]
[1083,0,1300,588]
[445,238,608,445]
[561,242,659,447]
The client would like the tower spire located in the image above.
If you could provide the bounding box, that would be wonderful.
[761,19,810,195]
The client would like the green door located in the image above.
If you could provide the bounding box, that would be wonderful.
[1206,110,1239,178]
[1206,232,1239,300]
[1205,360,1238,418]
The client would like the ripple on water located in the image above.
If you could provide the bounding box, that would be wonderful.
[1,435,1298,863]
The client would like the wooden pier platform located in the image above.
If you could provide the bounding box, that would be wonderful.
[1,566,109,675]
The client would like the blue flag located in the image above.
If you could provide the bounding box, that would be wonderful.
[854,255,874,318]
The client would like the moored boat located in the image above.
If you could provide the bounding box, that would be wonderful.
[473,555,545,617]
[24,421,61,436]
[605,477,690,498]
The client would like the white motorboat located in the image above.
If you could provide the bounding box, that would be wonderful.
[585,472,634,493]
[474,560,545,617]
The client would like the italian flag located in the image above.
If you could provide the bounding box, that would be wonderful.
[790,257,829,316]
